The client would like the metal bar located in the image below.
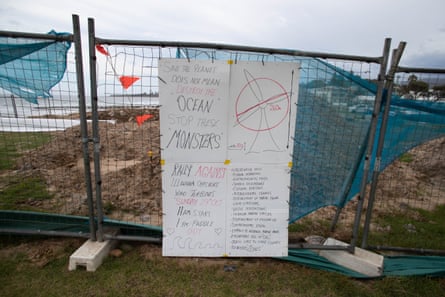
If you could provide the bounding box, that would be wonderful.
[349,38,392,253]
[103,234,162,244]
[10,95,18,118]
[94,37,381,64]
[0,228,90,239]
[329,207,343,233]
[288,243,351,251]
[330,127,370,232]
[72,14,97,242]
[88,17,105,242]
[368,245,445,256]
[396,66,445,74]
[0,30,73,42]
[361,42,406,249]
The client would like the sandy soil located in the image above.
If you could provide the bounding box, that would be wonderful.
[16,108,163,224]
[14,108,445,231]
[4,108,444,264]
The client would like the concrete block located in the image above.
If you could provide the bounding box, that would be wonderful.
[318,238,384,277]
[68,239,114,272]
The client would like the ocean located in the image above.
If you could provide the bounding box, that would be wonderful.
[0,95,160,132]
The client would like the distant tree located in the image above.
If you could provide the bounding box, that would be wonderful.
[396,84,409,96]
[433,84,445,92]
[306,79,326,88]
[408,79,429,95]
[400,74,428,98]
[433,84,445,99]
[329,73,348,87]
[407,74,418,84]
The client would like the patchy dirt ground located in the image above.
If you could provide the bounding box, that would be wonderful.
[13,108,445,231]
[16,108,163,224]
[299,136,445,239]
[0,237,85,267]
[377,137,445,211]
[2,108,443,267]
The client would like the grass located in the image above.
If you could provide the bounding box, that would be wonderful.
[0,132,51,170]
[0,132,53,211]
[0,175,53,211]
[0,237,444,297]
[399,152,414,163]
[289,216,334,238]
[369,205,445,251]
[0,132,444,296]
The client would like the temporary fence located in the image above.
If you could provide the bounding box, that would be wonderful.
[0,15,97,240]
[361,66,445,254]
[0,15,444,258]
[87,17,394,252]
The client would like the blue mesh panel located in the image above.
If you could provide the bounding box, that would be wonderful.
[0,31,71,104]
[176,48,445,222]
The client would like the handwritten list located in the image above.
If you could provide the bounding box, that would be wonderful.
[227,165,289,256]
[159,59,299,257]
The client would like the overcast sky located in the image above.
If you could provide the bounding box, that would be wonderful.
[1,0,445,67]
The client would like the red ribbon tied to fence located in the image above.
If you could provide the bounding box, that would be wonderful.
[96,44,140,89]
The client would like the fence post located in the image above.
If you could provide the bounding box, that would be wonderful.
[88,17,105,242]
[330,134,369,232]
[72,14,97,241]
[10,95,18,118]
[349,38,392,252]
[360,42,406,248]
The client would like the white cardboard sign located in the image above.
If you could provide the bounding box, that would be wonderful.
[159,59,229,163]
[159,59,299,257]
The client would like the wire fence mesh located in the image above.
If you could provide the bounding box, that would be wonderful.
[0,25,444,253]
[0,31,98,234]
[91,43,383,237]
[0,39,87,212]
[91,45,169,227]
[364,69,445,251]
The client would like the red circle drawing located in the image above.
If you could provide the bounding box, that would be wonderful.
[235,77,290,132]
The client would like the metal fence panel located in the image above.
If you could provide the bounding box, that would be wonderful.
[88,31,387,250]
[364,68,445,253]
[1,16,443,254]
[0,16,96,239]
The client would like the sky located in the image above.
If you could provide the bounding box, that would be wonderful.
[1,0,445,68]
